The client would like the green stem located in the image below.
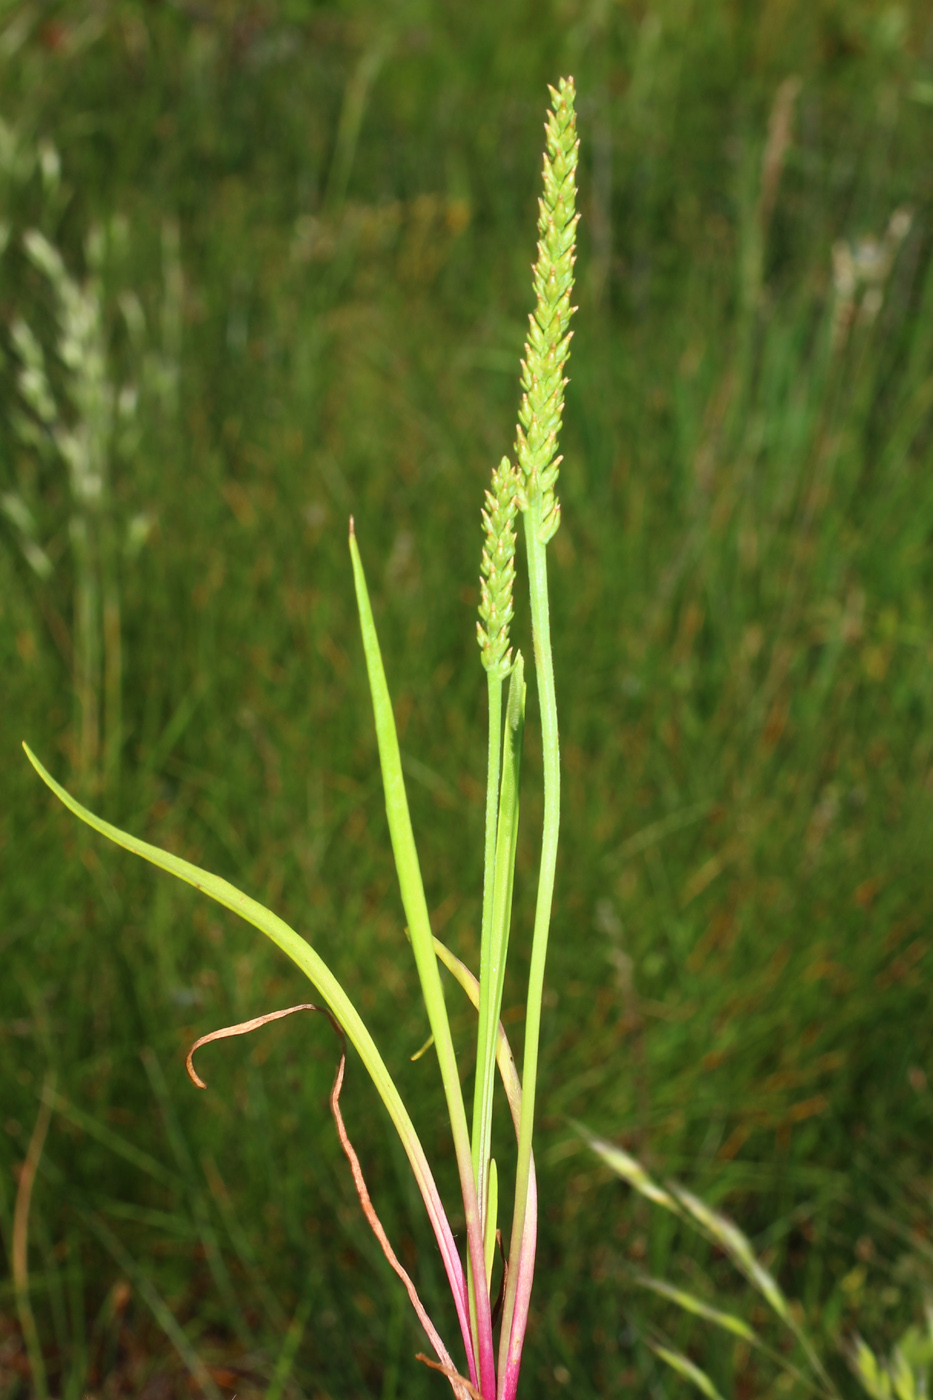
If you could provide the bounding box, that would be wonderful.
[472,657,525,1233]
[468,667,501,1337]
[499,503,559,1374]
[478,666,503,1119]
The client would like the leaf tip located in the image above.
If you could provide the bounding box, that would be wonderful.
[22,741,43,779]
[185,1049,208,1090]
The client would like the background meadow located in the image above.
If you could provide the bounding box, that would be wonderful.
[1,1,932,1397]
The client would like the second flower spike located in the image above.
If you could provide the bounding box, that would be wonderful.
[477,456,521,678]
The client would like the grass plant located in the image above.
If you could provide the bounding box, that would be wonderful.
[585,1126,933,1400]
[2,4,932,1397]
[23,79,580,1400]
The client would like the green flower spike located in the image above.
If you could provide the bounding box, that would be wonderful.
[477,456,520,678]
[515,75,579,544]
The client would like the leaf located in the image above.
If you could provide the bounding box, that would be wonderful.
[574,1125,681,1212]
[636,1275,756,1342]
[647,1339,727,1400]
[848,1336,893,1400]
[671,1184,791,1323]
[579,1128,838,1399]
[188,1001,464,1390]
[348,524,494,1394]
[22,741,477,1376]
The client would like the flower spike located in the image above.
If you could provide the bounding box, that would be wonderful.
[477,457,521,678]
[514,76,579,544]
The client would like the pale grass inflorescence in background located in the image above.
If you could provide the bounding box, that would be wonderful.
[4,113,181,796]
[24,78,579,1400]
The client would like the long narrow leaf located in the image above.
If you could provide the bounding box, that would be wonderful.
[637,1274,824,1400]
[348,525,495,1397]
[581,1124,838,1400]
[671,1185,789,1320]
[669,1184,837,1396]
[22,742,478,1384]
[576,1125,683,1213]
[636,1275,756,1342]
[648,1339,727,1400]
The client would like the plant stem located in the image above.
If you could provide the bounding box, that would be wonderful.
[468,667,501,1335]
[483,680,502,922]
[499,500,559,1391]
[472,656,525,1239]
[477,665,502,1136]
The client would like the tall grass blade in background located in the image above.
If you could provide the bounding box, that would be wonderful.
[580,1124,933,1400]
[24,79,579,1400]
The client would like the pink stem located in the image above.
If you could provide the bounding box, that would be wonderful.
[428,941,541,1400]
[497,1167,537,1400]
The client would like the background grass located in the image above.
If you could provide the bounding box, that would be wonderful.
[1,1,932,1397]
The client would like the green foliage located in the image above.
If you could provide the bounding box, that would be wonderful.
[2,2,932,1397]
[848,1315,933,1400]
[588,1127,933,1400]
[583,1125,835,1397]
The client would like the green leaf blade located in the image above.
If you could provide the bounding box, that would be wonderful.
[22,741,477,1373]
[648,1340,727,1400]
[636,1275,756,1342]
[347,529,495,1396]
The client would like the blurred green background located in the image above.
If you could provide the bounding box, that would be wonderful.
[1,1,932,1397]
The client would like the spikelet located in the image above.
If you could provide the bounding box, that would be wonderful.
[477,457,520,678]
[514,77,579,544]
